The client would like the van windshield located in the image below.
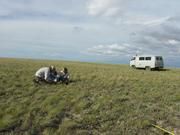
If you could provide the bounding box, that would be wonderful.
[156,57,163,60]
[131,57,135,60]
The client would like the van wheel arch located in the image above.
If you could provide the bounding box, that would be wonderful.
[131,65,136,68]
[145,66,151,71]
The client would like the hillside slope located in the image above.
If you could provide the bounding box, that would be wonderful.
[0,58,179,135]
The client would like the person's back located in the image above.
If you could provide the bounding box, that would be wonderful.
[35,67,50,81]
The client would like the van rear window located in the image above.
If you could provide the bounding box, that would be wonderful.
[139,57,144,60]
[145,57,151,60]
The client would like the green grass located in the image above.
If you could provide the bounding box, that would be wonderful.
[0,58,179,135]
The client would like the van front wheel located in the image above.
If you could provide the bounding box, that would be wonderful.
[145,66,151,71]
[131,65,136,69]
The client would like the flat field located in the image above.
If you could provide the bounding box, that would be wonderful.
[0,58,179,135]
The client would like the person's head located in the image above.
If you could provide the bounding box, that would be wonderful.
[63,67,68,74]
[49,65,56,73]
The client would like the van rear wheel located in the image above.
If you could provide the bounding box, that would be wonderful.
[145,66,151,71]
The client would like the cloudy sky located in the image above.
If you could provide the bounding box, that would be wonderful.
[0,0,180,67]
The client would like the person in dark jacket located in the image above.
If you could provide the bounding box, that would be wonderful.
[56,67,70,84]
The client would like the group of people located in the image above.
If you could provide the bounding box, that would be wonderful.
[34,66,69,85]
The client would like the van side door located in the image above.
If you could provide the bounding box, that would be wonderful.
[138,57,145,68]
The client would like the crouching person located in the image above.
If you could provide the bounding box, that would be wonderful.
[34,66,57,83]
[57,67,70,85]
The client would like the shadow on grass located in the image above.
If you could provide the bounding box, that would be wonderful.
[69,79,81,83]
[132,68,170,72]
[0,120,22,134]
[151,68,170,72]
[33,79,82,86]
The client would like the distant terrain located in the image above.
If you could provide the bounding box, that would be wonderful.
[0,58,179,135]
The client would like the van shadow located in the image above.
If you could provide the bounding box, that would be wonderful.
[152,68,170,72]
[134,68,170,72]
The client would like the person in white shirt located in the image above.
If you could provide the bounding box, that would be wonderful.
[34,66,57,83]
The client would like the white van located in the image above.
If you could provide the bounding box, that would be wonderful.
[130,55,164,70]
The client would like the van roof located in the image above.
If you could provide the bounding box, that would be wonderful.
[133,55,163,57]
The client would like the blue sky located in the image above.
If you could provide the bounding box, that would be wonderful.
[0,0,180,67]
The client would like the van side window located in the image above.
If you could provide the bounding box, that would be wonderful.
[139,57,144,60]
[146,57,151,60]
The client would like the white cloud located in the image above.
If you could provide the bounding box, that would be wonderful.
[167,39,179,45]
[121,15,170,27]
[87,0,121,16]
[87,34,180,57]
[87,0,170,28]
[142,17,170,27]
[87,43,140,56]
[134,26,180,56]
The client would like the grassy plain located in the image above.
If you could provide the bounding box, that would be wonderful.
[0,58,179,135]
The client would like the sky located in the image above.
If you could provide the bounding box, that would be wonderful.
[0,0,180,67]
